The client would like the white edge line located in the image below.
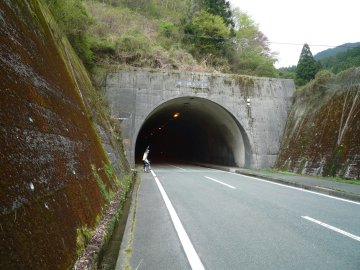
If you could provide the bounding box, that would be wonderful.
[204,176,236,189]
[220,170,360,206]
[302,216,360,242]
[151,170,205,270]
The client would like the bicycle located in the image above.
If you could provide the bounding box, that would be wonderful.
[144,160,151,173]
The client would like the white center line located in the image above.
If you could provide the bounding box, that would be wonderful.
[151,170,205,270]
[204,176,236,189]
[302,216,360,242]
[168,164,187,171]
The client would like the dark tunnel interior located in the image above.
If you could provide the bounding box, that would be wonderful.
[135,97,250,167]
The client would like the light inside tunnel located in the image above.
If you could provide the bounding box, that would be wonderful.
[135,97,251,167]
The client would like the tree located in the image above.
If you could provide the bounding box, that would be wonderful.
[184,11,230,59]
[296,43,320,86]
[319,46,360,74]
[278,66,296,79]
[201,0,234,29]
[228,9,277,77]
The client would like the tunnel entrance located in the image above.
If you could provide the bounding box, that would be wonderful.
[135,97,251,167]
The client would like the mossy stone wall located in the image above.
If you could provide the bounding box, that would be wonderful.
[275,68,360,179]
[0,0,129,269]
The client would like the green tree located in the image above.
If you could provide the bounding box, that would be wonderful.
[296,43,320,86]
[228,10,277,77]
[278,66,296,79]
[202,0,234,29]
[319,46,360,74]
[185,11,230,59]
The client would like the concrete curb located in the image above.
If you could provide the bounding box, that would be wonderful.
[114,171,141,270]
[197,164,360,203]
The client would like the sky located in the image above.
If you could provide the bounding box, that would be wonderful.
[229,0,360,68]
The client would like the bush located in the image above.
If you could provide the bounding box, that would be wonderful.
[159,21,177,38]
[315,69,334,82]
[115,33,151,54]
[91,38,116,55]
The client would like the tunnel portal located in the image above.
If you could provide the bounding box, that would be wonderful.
[135,97,250,167]
[105,69,295,169]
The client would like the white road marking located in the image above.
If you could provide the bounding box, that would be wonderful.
[168,164,187,171]
[302,216,360,242]
[223,171,360,206]
[204,176,236,189]
[135,259,143,270]
[151,170,205,270]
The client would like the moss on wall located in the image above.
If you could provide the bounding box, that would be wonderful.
[275,68,360,180]
[0,0,130,269]
[230,74,255,96]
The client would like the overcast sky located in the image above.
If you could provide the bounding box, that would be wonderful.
[229,0,360,68]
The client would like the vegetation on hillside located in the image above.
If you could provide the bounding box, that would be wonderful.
[314,42,360,60]
[318,45,360,74]
[277,66,296,80]
[44,0,94,67]
[43,0,359,87]
[43,0,278,78]
[281,43,360,87]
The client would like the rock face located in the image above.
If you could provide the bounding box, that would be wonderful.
[275,69,360,180]
[0,1,129,269]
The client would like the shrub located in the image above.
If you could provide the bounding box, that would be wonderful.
[315,69,334,81]
[159,21,177,38]
[115,33,151,54]
[91,38,116,55]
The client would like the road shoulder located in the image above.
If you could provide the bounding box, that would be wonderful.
[115,169,190,270]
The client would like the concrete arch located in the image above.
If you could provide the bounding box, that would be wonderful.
[105,69,295,169]
[134,96,253,167]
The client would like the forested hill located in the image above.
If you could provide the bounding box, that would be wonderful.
[314,42,360,60]
[316,44,360,74]
[45,0,279,78]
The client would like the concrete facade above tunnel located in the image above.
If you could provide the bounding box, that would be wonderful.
[105,68,295,169]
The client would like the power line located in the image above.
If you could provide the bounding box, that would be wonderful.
[183,33,359,49]
[268,42,359,49]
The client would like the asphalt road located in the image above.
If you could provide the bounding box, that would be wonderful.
[117,164,360,270]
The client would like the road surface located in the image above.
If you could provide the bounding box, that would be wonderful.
[117,164,360,270]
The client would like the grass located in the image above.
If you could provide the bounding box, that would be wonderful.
[76,226,93,256]
[263,168,299,176]
[92,164,112,203]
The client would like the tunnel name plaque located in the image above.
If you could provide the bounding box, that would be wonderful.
[175,80,209,89]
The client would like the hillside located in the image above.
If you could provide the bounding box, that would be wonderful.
[318,45,360,74]
[46,0,279,78]
[278,43,360,82]
[314,42,360,60]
